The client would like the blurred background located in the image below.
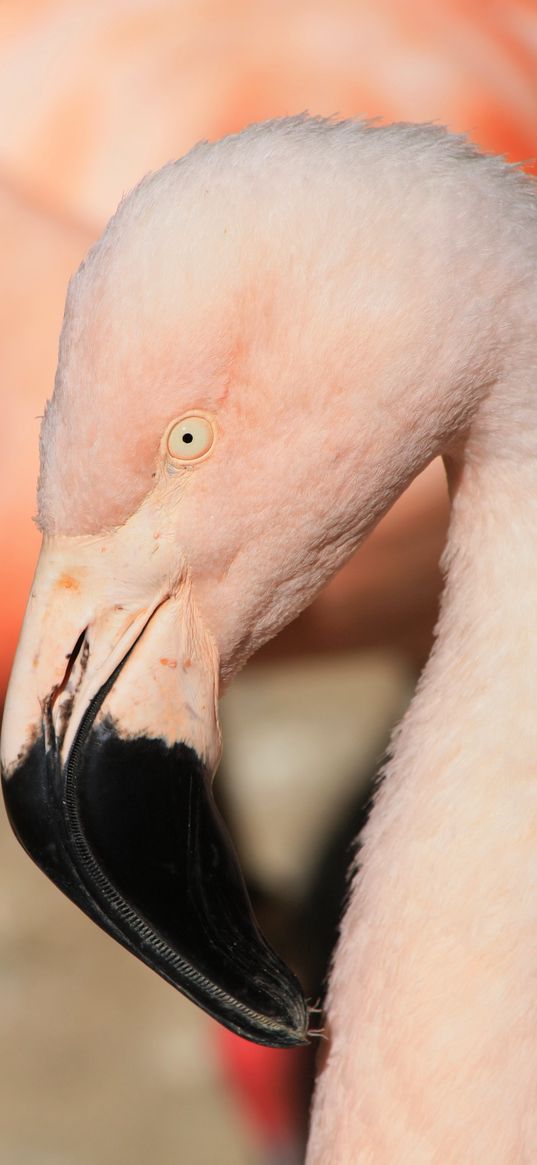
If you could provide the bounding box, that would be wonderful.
[1,2,537,1162]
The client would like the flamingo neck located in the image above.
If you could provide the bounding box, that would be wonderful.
[425,449,537,743]
[307,436,537,1162]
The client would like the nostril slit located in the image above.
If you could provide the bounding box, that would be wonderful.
[49,628,88,714]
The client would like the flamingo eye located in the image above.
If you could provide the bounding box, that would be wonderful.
[166,414,216,463]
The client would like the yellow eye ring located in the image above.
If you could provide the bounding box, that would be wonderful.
[166,412,216,464]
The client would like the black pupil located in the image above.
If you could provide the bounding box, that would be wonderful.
[182,432,194,444]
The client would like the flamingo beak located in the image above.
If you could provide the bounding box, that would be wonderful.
[1,536,307,1048]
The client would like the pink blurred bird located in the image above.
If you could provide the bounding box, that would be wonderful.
[3,116,537,1162]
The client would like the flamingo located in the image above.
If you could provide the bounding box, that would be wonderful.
[2,115,536,1162]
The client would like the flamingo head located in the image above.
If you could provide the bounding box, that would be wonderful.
[0,117,505,1044]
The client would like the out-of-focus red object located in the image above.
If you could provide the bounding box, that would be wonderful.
[215,1024,310,1157]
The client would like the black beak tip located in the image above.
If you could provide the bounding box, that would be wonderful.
[2,725,310,1049]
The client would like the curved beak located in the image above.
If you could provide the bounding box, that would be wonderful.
[1,536,307,1048]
